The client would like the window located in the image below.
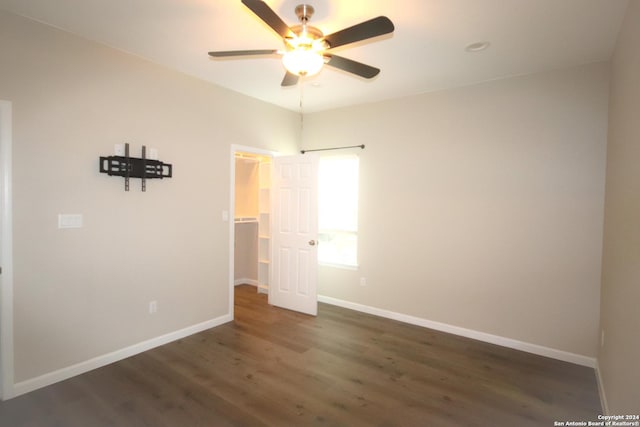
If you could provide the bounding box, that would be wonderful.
[318,155,359,267]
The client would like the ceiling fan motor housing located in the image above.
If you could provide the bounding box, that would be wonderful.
[287,25,326,46]
[287,4,327,51]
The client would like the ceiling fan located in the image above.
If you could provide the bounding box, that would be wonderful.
[208,0,395,86]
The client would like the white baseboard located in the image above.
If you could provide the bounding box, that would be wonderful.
[11,314,232,398]
[595,361,609,414]
[318,295,597,368]
[234,278,259,287]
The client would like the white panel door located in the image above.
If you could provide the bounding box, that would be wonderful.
[270,154,318,316]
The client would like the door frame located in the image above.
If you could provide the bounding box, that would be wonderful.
[228,144,276,318]
[0,100,14,400]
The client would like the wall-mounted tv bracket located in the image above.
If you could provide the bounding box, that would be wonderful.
[99,143,172,191]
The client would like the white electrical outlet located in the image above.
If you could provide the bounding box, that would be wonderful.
[360,277,367,287]
[149,300,158,314]
[58,214,83,229]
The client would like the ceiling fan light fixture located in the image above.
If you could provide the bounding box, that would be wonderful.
[282,49,324,77]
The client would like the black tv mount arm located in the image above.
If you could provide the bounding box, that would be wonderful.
[99,143,172,192]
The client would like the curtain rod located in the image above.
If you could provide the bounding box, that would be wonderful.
[300,144,365,154]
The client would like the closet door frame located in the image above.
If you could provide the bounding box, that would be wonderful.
[228,144,276,317]
[0,100,14,400]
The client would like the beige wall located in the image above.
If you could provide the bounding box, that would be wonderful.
[0,4,624,399]
[234,158,259,219]
[305,62,609,358]
[0,10,299,382]
[234,222,258,283]
[599,0,640,414]
[233,158,260,283]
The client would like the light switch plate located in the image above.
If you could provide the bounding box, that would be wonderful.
[58,214,83,229]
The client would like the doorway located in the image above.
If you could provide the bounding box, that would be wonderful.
[229,146,320,318]
[229,145,274,317]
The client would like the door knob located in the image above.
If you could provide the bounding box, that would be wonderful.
[308,240,317,246]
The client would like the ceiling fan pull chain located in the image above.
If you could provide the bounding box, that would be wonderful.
[299,76,305,112]
[300,77,305,145]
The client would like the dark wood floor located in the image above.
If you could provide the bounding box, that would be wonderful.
[0,285,601,426]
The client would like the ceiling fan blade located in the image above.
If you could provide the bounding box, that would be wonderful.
[281,71,299,87]
[325,55,380,79]
[208,49,278,58]
[324,16,394,49]
[241,0,293,39]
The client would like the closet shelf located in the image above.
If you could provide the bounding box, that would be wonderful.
[235,217,258,223]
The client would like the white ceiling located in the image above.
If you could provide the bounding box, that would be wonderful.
[0,0,629,112]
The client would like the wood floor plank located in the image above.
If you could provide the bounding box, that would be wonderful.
[0,285,602,426]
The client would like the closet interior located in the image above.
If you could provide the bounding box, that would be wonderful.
[234,152,271,294]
